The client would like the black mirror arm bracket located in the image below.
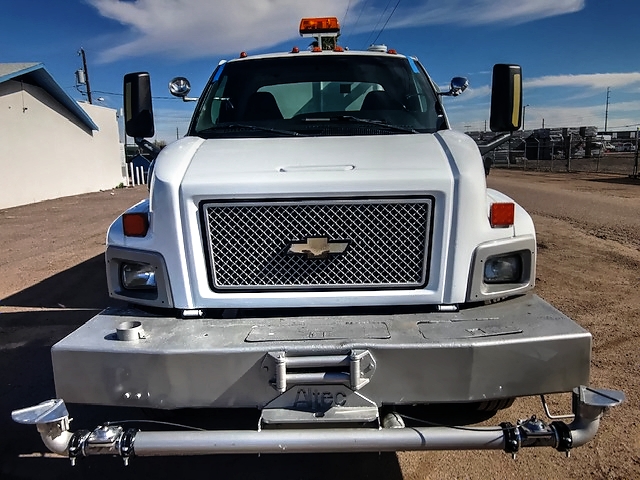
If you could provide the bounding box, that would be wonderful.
[478,133,512,155]
[134,137,161,158]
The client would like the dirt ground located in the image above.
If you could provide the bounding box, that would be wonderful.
[1,170,639,479]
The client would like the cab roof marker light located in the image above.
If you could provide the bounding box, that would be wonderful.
[123,212,149,237]
[490,202,515,228]
[291,46,300,53]
[239,51,248,58]
[387,49,397,55]
[367,45,388,53]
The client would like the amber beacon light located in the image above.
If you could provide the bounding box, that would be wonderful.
[299,17,341,35]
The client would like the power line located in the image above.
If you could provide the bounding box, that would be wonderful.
[92,89,177,100]
[344,0,370,45]
[363,0,393,49]
[371,0,403,46]
[342,0,353,29]
[65,86,177,101]
[608,122,640,129]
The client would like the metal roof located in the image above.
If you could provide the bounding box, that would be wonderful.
[0,63,99,131]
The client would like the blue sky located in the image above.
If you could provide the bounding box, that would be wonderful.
[3,0,639,142]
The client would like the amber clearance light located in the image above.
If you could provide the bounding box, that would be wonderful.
[490,202,515,228]
[299,17,340,35]
[123,212,149,237]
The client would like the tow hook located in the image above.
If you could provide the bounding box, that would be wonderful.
[11,386,623,466]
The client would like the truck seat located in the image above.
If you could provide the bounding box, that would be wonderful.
[244,92,284,121]
[360,90,403,111]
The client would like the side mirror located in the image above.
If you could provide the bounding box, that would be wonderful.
[169,77,191,97]
[439,76,469,97]
[124,72,155,138]
[168,77,199,102]
[489,64,522,132]
[449,77,469,96]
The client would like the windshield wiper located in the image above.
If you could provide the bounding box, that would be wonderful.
[199,124,306,137]
[303,115,418,134]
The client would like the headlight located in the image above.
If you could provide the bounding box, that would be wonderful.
[121,262,157,290]
[467,238,535,302]
[483,254,523,284]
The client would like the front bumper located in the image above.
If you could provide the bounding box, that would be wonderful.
[52,294,591,409]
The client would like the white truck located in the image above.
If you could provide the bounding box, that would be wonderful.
[13,17,623,465]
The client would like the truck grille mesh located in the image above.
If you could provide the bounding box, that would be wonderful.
[203,198,432,290]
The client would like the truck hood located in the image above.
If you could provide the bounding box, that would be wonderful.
[178,131,482,198]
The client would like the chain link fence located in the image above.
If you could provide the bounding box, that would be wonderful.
[473,129,639,176]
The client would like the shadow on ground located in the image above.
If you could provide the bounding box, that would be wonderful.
[0,259,404,480]
[1,255,112,309]
[587,175,640,186]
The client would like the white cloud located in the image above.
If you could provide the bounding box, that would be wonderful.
[447,100,640,132]
[451,85,491,102]
[150,106,193,142]
[525,72,640,90]
[377,0,584,30]
[90,0,350,62]
[522,104,603,129]
[441,72,640,100]
[89,0,585,62]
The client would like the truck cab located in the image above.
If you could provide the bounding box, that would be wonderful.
[115,31,528,312]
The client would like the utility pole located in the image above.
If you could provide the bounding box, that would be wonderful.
[523,104,530,131]
[633,127,639,178]
[542,118,545,129]
[79,48,93,104]
[604,87,610,133]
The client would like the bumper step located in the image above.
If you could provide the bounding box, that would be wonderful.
[51,295,592,409]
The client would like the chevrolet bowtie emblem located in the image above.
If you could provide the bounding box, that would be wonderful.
[288,237,350,259]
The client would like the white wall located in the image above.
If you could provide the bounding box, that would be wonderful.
[0,80,125,209]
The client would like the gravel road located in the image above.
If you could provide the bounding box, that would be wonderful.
[1,170,639,479]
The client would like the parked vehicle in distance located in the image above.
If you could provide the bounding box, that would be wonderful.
[617,142,636,152]
[595,142,616,153]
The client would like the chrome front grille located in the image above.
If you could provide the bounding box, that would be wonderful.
[203,198,432,290]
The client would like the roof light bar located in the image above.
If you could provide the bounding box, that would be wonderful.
[299,17,340,36]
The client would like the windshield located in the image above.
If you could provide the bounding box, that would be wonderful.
[191,54,443,138]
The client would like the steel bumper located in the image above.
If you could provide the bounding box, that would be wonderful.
[52,294,591,409]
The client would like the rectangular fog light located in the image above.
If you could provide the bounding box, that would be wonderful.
[121,262,157,290]
[484,253,523,284]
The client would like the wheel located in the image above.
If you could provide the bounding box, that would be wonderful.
[385,398,516,427]
[474,398,515,412]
